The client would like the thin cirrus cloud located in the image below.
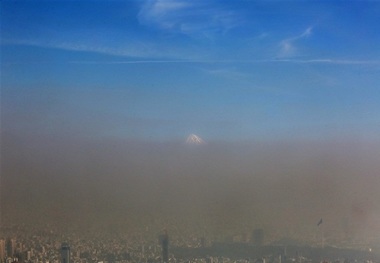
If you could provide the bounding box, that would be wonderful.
[4,37,202,61]
[137,0,243,38]
[4,29,379,67]
[66,58,380,66]
[4,36,380,67]
[278,26,313,57]
[138,0,191,28]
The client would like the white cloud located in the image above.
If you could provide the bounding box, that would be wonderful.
[67,58,380,66]
[138,0,191,29]
[150,0,189,14]
[279,41,294,56]
[137,0,243,38]
[300,26,313,38]
[4,37,206,61]
[5,38,380,67]
[279,26,313,57]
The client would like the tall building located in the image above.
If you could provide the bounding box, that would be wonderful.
[5,238,15,259]
[251,229,264,246]
[26,251,31,261]
[61,243,70,263]
[0,240,5,263]
[158,232,169,263]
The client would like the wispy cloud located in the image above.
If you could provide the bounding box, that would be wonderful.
[4,38,380,67]
[137,0,243,38]
[138,0,191,29]
[279,26,313,57]
[271,58,380,65]
[4,38,158,58]
[71,58,380,66]
[3,37,206,61]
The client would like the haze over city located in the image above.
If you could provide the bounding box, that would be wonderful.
[1,0,380,249]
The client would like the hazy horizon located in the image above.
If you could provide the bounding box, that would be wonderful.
[2,130,380,243]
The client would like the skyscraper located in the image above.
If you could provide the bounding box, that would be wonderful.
[251,229,264,246]
[158,232,169,263]
[61,243,70,263]
[5,238,15,259]
[0,240,5,263]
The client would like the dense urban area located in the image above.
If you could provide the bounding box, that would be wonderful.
[1,224,379,263]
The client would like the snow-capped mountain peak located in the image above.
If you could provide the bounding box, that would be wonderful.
[186,134,205,145]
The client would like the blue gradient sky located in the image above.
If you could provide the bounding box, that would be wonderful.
[2,0,380,142]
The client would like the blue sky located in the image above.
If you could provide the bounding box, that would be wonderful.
[2,0,380,142]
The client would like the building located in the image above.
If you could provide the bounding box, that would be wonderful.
[251,229,264,246]
[61,243,70,263]
[5,239,15,259]
[0,240,5,263]
[26,251,31,261]
[158,232,169,263]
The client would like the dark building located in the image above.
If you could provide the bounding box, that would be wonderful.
[251,229,264,246]
[159,232,169,263]
[61,243,70,263]
[6,238,15,258]
[0,239,5,263]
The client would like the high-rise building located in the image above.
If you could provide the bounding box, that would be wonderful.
[5,238,15,259]
[158,232,169,263]
[26,251,31,261]
[61,243,70,263]
[200,237,206,248]
[0,240,5,263]
[251,229,264,246]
